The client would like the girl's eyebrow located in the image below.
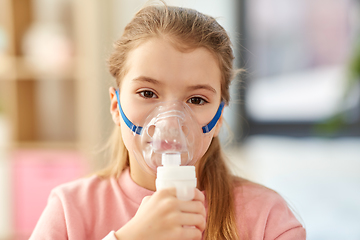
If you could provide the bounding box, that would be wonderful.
[132,76,162,85]
[132,76,216,93]
[187,84,217,94]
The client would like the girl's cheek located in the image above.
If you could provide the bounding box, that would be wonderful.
[202,134,215,155]
[121,96,151,125]
[120,121,133,149]
[193,104,221,127]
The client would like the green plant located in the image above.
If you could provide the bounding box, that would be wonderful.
[348,41,360,87]
[314,38,360,136]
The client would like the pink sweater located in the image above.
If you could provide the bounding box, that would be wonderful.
[30,168,305,239]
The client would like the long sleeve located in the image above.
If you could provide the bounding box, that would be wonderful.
[28,171,153,240]
[30,190,120,240]
[264,194,306,240]
[273,226,306,240]
[234,181,306,239]
[29,191,68,240]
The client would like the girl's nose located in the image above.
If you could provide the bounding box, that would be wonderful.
[156,116,183,137]
[151,116,188,153]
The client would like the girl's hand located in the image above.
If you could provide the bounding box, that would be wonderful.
[115,188,206,240]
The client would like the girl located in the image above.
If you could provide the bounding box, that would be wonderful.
[30,3,306,240]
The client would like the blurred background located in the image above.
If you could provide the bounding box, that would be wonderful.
[0,0,359,239]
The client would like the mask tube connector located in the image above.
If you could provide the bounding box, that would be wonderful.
[162,153,181,167]
[156,153,197,201]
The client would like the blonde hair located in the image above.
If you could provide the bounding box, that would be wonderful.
[99,4,241,239]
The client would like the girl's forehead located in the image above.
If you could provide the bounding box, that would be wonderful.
[123,38,222,88]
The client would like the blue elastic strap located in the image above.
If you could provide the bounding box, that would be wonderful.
[115,89,143,135]
[202,101,225,133]
[116,89,224,135]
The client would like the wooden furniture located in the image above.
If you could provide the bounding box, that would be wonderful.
[0,0,114,238]
[0,0,110,152]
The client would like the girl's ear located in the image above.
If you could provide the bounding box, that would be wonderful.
[109,87,121,126]
[213,110,224,137]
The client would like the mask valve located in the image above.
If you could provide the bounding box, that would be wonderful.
[156,153,197,201]
[162,153,181,167]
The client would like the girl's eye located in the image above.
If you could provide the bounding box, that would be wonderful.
[187,97,208,105]
[139,90,157,99]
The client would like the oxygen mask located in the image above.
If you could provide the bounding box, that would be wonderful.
[115,90,224,175]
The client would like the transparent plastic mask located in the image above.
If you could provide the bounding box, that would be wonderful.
[137,102,203,173]
[115,90,224,175]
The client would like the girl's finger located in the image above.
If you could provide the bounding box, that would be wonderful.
[156,187,203,202]
[155,187,177,198]
[141,196,151,204]
[182,226,203,240]
[179,200,206,217]
[193,188,205,203]
[178,213,206,231]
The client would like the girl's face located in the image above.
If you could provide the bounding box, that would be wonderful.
[110,37,223,188]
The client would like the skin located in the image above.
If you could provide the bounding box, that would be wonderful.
[109,37,223,240]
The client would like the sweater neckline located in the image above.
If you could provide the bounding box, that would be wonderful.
[117,168,155,205]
